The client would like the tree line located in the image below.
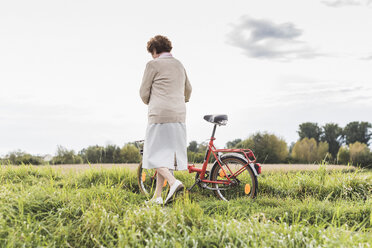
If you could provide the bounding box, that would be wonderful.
[187,121,372,168]
[1,144,141,165]
[1,121,371,168]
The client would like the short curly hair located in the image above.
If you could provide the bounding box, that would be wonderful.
[147,35,173,54]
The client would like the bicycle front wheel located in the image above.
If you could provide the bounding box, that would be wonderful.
[137,162,158,196]
[210,154,258,201]
[137,162,170,196]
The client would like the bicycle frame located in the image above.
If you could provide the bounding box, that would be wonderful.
[187,124,257,185]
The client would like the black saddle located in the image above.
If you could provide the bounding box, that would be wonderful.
[203,114,228,125]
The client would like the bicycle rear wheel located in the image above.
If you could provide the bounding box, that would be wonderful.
[210,154,258,201]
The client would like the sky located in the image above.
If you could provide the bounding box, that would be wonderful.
[1,0,372,156]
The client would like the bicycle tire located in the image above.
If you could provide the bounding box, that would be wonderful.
[137,162,170,196]
[210,154,258,201]
[137,162,157,196]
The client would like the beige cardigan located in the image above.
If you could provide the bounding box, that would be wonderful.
[140,56,192,124]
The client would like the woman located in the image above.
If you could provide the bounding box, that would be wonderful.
[140,35,192,205]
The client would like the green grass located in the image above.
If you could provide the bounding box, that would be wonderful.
[0,164,371,247]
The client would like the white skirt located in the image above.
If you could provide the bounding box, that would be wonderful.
[142,122,188,171]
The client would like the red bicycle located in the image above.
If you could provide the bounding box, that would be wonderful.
[137,114,262,201]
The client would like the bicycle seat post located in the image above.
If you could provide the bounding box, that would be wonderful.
[203,115,228,138]
[211,124,217,139]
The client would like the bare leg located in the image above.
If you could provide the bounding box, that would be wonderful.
[157,167,177,186]
[153,171,165,198]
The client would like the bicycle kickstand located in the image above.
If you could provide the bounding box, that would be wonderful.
[187,178,200,192]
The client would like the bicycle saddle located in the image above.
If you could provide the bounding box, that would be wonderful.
[203,114,228,125]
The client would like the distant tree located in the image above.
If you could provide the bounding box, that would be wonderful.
[343,121,372,145]
[5,150,24,164]
[113,146,124,163]
[291,138,329,163]
[298,122,322,143]
[186,141,210,163]
[52,146,83,164]
[102,145,122,163]
[225,139,242,148]
[79,145,104,163]
[236,132,288,163]
[4,150,44,165]
[188,141,198,153]
[121,144,141,163]
[187,151,204,163]
[321,123,343,159]
[197,142,208,154]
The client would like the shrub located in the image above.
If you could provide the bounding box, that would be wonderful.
[291,138,330,163]
[2,150,44,165]
[337,146,350,165]
[349,142,372,168]
[336,142,372,168]
[187,141,205,163]
[349,142,369,161]
[235,132,288,163]
[187,151,204,163]
[317,141,330,161]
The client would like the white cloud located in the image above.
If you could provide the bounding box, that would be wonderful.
[227,16,321,61]
[266,81,372,107]
[322,0,372,7]
[361,54,372,60]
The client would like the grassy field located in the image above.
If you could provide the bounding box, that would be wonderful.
[11,163,353,173]
[0,164,371,247]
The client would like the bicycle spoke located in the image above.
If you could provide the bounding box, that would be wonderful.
[212,156,257,201]
[138,166,157,196]
[138,164,170,196]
